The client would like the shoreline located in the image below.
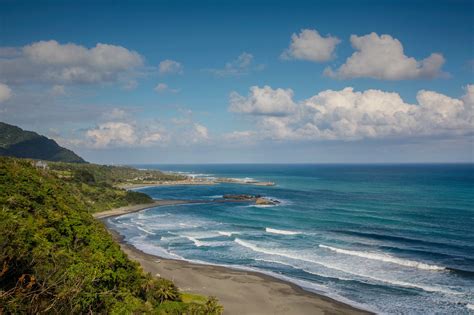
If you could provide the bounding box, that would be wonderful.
[117,181,216,190]
[92,200,193,219]
[95,203,372,314]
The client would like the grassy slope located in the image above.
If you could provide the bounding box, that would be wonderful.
[0,157,222,314]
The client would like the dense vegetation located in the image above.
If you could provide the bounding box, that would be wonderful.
[0,122,86,163]
[0,157,222,314]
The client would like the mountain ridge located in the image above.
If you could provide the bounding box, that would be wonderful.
[0,122,86,163]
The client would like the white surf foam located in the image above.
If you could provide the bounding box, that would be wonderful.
[130,238,184,260]
[227,177,256,183]
[179,223,198,227]
[266,227,301,235]
[188,173,214,179]
[217,231,239,237]
[184,235,228,247]
[466,304,474,311]
[248,205,276,208]
[208,195,223,199]
[136,225,156,235]
[186,236,205,247]
[256,258,357,283]
[119,222,134,228]
[244,203,279,208]
[319,244,445,271]
[235,238,319,264]
[235,239,459,295]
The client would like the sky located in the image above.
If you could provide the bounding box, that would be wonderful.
[0,0,473,164]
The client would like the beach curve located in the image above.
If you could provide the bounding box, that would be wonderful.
[94,202,372,315]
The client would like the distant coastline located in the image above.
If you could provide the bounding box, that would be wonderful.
[95,202,372,315]
[116,174,275,190]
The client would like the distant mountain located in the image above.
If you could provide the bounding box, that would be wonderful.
[0,122,86,163]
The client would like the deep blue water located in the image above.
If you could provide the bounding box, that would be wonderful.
[107,164,474,314]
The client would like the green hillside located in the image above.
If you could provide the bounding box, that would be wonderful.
[0,122,85,163]
[49,161,185,187]
[0,157,222,314]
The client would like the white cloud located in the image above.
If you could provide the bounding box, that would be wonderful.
[158,59,183,75]
[462,84,474,107]
[85,121,165,148]
[325,32,446,80]
[281,29,341,62]
[86,122,137,148]
[229,85,473,141]
[0,83,12,103]
[0,40,143,84]
[191,123,209,143]
[206,52,264,77]
[141,131,163,144]
[229,85,297,116]
[154,83,179,93]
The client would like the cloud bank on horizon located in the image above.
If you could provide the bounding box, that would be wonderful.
[229,85,473,141]
[0,1,472,163]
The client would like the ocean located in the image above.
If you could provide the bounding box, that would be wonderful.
[106,164,474,314]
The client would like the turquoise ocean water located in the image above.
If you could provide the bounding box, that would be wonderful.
[107,164,474,314]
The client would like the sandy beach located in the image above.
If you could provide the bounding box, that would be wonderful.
[92,200,192,219]
[95,203,372,315]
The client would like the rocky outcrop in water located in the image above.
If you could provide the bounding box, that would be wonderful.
[222,194,280,205]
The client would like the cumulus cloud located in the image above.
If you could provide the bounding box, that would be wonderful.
[191,123,209,143]
[86,122,137,148]
[154,83,179,93]
[158,59,183,75]
[325,32,446,80]
[206,52,264,77]
[85,122,165,148]
[281,29,341,62]
[0,40,143,85]
[0,83,12,103]
[229,85,473,141]
[229,85,296,116]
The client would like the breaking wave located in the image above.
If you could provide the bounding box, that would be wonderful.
[266,227,301,235]
[235,239,459,295]
[319,244,445,271]
[217,231,238,237]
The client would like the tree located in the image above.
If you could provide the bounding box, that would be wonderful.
[203,296,224,315]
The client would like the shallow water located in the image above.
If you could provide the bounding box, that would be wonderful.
[107,164,474,314]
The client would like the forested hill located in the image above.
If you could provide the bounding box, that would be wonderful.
[0,122,85,163]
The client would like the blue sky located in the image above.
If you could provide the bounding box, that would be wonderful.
[0,0,472,163]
